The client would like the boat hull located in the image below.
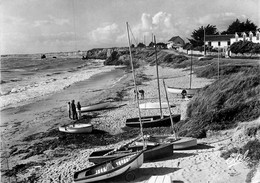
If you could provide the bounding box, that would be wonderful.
[74,151,143,183]
[139,102,176,109]
[59,124,93,133]
[136,136,197,150]
[125,115,181,128]
[81,102,116,113]
[166,87,199,96]
[88,143,173,164]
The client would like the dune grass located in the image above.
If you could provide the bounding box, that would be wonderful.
[176,66,260,138]
[220,139,260,167]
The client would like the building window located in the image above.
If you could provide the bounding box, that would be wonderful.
[218,42,221,46]
[208,42,211,46]
[227,41,230,46]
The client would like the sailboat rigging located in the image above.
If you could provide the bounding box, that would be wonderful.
[166,48,200,98]
[125,34,181,128]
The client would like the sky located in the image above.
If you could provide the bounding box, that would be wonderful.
[1,0,259,54]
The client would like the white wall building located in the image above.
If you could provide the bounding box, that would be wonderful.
[230,31,260,44]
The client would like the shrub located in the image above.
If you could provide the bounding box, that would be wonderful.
[177,66,260,138]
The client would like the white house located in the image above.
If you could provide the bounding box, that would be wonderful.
[205,34,234,49]
[167,36,185,49]
[230,31,260,44]
[205,31,260,49]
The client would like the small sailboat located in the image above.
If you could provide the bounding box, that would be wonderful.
[88,24,174,168]
[126,35,181,128]
[125,115,180,128]
[59,123,93,133]
[166,49,200,98]
[135,135,197,150]
[88,142,173,164]
[74,151,144,183]
[139,102,176,109]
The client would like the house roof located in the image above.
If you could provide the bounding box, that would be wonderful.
[205,34,235,42]
[168,36,183,42]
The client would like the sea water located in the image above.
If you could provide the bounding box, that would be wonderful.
[0,55,115,109]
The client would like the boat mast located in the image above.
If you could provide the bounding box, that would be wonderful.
[126,22,144,144]
[162,79,176,137]
[154,36,163,118]
[189,49,193,89]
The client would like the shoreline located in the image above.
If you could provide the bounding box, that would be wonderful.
[1,63,256,183]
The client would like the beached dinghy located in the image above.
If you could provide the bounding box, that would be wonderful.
[81,102,117,113]
[126,114,181,128]
[88,143,173,164]
[74,151,144,183]
[139,102,176,110]
[59,123,93,133]
[135,135,197,150]
[166,87,199,97]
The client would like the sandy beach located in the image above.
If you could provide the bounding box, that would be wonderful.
[1,62,258,183]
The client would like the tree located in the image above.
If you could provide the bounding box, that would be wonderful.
[221,19,258,34]
[148,42,155,47]
[230,40,256,55]
[188,24,219,47]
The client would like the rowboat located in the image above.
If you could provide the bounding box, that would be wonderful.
[59,123,93,133]
[125,115,181,128]
[88,143,173,164]
[81,102,117,113]
[139,102,176,110]
[135,135,197,150]
[166,86,199,96]
[74,151,144,183]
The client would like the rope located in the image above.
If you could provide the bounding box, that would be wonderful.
[128,25,138,45]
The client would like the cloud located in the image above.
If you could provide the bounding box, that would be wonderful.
[33,15,69,27]
[88,23,121,44]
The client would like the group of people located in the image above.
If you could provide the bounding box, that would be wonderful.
[68,100,81,120]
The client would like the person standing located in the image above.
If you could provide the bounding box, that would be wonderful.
[68,102,72,119]
[76,101,82,120]
[71,100,78,120]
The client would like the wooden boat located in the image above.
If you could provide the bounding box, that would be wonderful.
[146,175,172,183]
[81,102,117,113]
[74,151,144,183]
[59,123,93,133]
[135,135,197,150]
[166,86,199,97]
[126,114,181,128]
[88,143,173,164]
[139,102,176,110]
